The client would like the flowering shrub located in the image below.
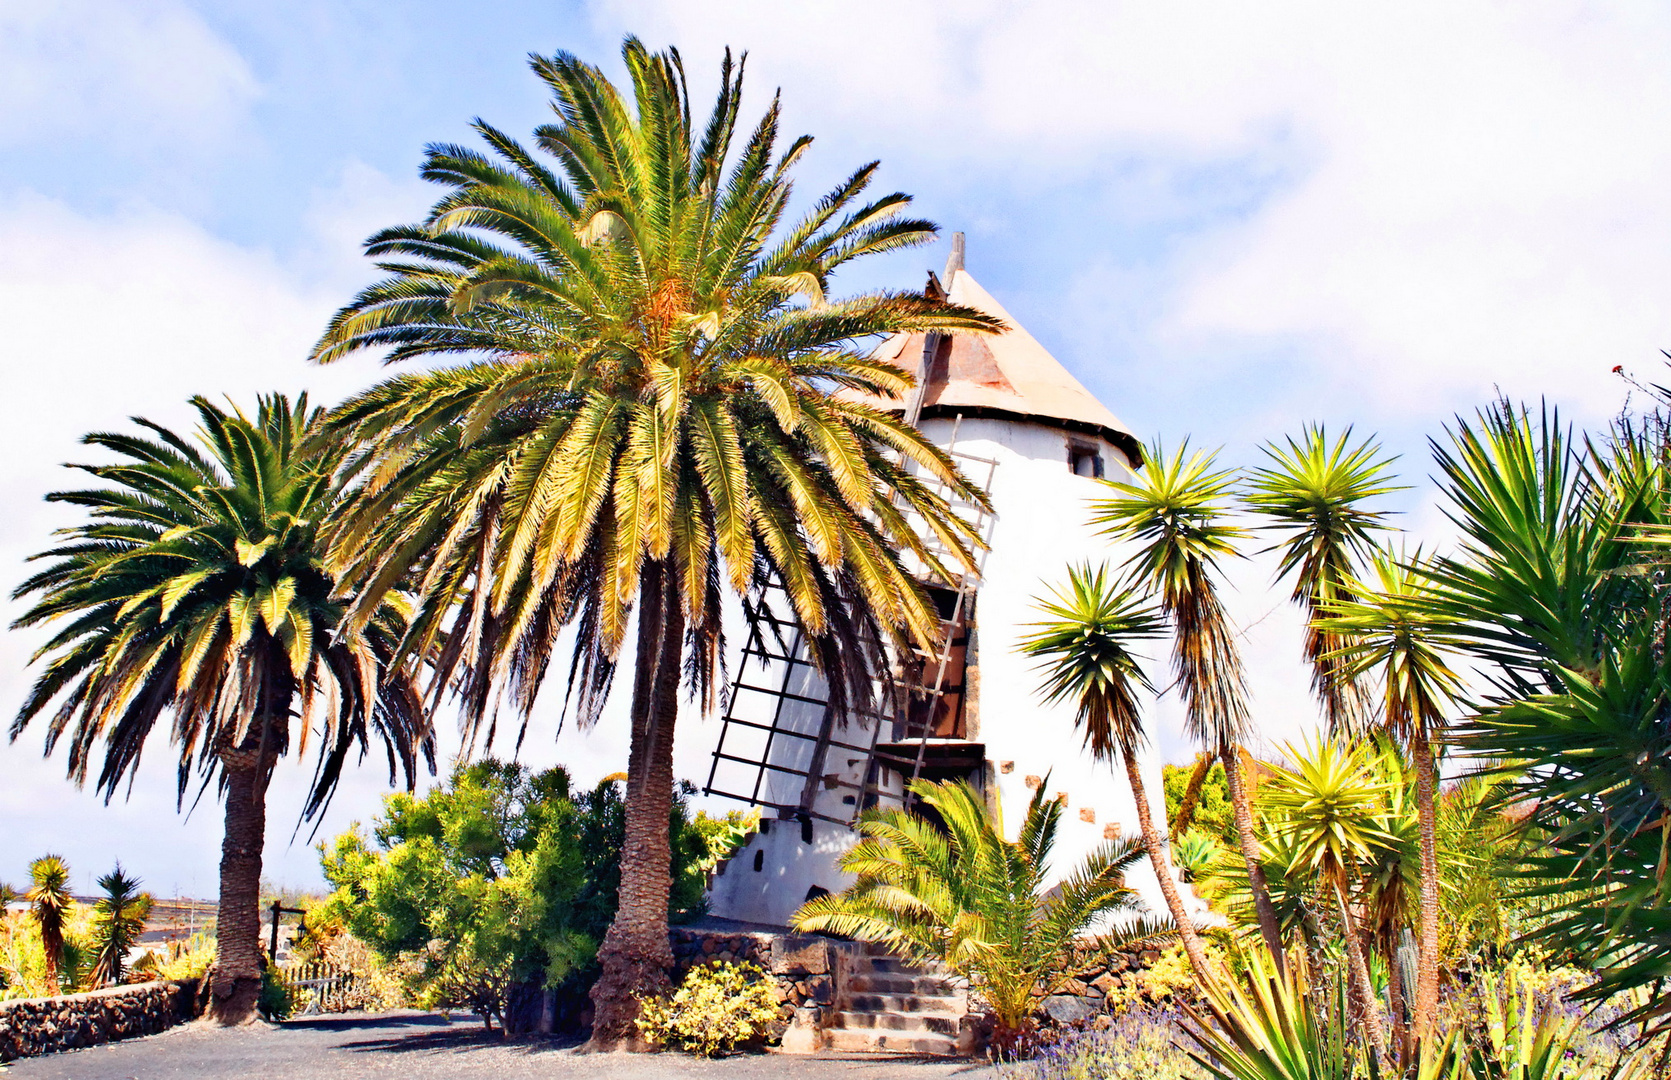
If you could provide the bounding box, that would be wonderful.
[0,904,92,999]
[1003,1008,1203,1080]
[634,961,779,1056]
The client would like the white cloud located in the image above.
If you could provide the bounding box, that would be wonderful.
[0,0,259,149]
[599,0,1671,424]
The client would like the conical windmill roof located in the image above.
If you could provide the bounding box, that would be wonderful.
[850,265,1142,466]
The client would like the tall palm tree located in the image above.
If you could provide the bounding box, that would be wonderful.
[1321,549,1464,1048]
[307,40,998,1045]
[793,777,1173,1052]
[1090,442,1287,969]
[26,855,72,995]
[1261,737,1395,1061]
[1021,564,1215,983]
[89,864,151,988]
[1243,425,1399,736]
[11,395,432,1023]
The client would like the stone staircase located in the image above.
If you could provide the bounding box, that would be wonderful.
[824,945,970,1055]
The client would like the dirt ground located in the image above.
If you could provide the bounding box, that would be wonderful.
[5,1011,1001,1080]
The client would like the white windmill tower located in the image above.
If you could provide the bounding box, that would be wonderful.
[703,236,1193,927]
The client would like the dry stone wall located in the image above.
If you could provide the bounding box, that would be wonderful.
[0,980,199,1062]
[669,928,839,1050]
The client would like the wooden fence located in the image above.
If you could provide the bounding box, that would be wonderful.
[276,959,358,1016]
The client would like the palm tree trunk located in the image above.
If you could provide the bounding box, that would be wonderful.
[1123,754,1214,985]
[1222,746,1287,973]
[207,727,275,1025]
[588,563,685,1049]
[1171,751,1214,839]
[1387,938,1409,1066]
[1332,878,1386,1061]
[1412,733,1441,1046]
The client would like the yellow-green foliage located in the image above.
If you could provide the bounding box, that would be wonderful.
[0,903,93,999]
[150,934,216,981]
[1102,942,1222,1015]
[635,961,779,1056]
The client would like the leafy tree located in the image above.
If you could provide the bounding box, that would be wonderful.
[1021,564,1212,984]
[317,760,705,1032]
[10,395,433,1022]
[307,39,997,1045]
[1092,442,1287,969]
[1166,755,1234,843]
[792,777,1173,1052]
[89,865,151,988]
[25,855,72,995]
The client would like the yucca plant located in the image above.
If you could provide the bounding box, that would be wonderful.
[1021,564,1213,983]
[308,39,998,1043]
[792,777,1174,1053]
[1181,946,1369,1080]
[1092,441,1287,971]
[1261,738,1397,1059]
[1321,548,1465,1046]
[1244,425,1400,737]
[89,865,151,988]
[25,855,73,996]
[11,395,432,1023]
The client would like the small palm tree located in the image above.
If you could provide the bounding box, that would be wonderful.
[1021,564,1213,983]
[11,395,432,1023]
[1261,737,1395,1060]
[1243,425,1399,736]
[1091,442,1287,969]
[309,40,997,1043]
[26,855,73,995]
[1320,548,1464,1047]
[89,865,151,988]
[792,777,1173,1052]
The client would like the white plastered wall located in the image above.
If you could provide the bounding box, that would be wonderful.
[706,414,1209,928]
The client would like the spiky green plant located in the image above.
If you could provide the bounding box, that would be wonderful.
[1181,945,1369,1080]
[307,39,998,1043]
[1244,424,1400,736]
[792,777,1173,1052]
[1092,441,1286,971]
[1322,548,1465,1046]
[11,395,432,1023]
[1262,737,1397,1059]
[1021,564,1215,985]
[89,865,151,988]
[26,855,72,996]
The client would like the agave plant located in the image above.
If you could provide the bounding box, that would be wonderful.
[1180,946,1367,1080]
[792,777,1174,1052]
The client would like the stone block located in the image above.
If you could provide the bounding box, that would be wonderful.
[769,934,830,975]
[1041,995,1095,1024]
[1079,807,1096,823]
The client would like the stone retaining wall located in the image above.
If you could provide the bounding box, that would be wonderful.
[1037,946,1164,1025]
[0,980,199,1062]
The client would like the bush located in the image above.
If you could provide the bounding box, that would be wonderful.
[259,959,298,1021]
[634,961,779,1056]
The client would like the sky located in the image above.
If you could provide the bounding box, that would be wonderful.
[2,0,1669,897]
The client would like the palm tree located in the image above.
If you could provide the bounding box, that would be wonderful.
[26,855,72,995]
[792,776,1173,1052]
[1021,564,1215,983]
[306,40,998,1045]
[1243,425,1399,736]
[11,395,432,1023]
[1091,442,1287,969]
[1359,738,1420,1057]
[1260,737,1395,1060]
[1321,548,1464,1048]
[89,864,151,988]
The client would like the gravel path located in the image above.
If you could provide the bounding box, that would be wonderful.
[5,1011,1001,1080]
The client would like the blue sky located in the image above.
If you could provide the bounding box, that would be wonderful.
[3,0,1670,897]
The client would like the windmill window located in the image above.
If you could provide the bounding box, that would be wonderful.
[1068,443,1105,478]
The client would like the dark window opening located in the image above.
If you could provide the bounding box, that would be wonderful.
[1069,443,1105,479]
[753,849,764,872]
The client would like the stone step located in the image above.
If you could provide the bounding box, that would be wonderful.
[857,955,951,976]
[825,1027,962,1056]
[833,1010,958,1035]
[843,992,964,1015]
[845,973,959,996]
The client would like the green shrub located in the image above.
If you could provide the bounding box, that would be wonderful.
[259,959,298,1021]
[634,961,779,1056]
